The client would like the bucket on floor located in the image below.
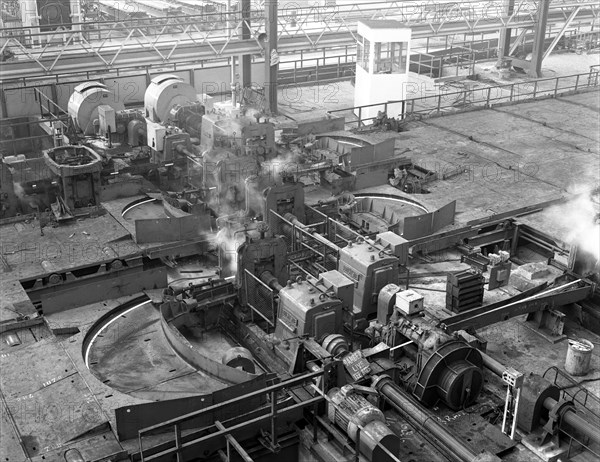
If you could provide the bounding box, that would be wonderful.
[565,339,594,376]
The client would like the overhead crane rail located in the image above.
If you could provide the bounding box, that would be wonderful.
[0,1,598,81]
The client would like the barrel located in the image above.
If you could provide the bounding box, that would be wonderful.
[565,339,594,376]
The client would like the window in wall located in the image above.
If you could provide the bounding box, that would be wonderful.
[357,34,370,72]
[374,41,407,74]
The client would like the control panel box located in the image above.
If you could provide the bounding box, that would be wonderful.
[319,270,354,311]
[146,120,167,152]
[395,289,424,316]
[98,104,116,135]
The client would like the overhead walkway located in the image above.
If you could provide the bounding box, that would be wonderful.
[0,0,598,82]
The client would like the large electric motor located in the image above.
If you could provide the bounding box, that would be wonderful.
[328,385,400,462]
[68,82,125,135]
[144,75,198,123]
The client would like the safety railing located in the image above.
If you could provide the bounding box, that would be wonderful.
[590,64,600,86]
[244,269,276,333]
[0,134,48,157]
[138,369,325,461]
[269,209,339,276]
[410,48,476,78]
[306,206,361,246]
[33,87,69,119]
[543,365,600,420]
[542,365,600,459]
[327,68,600,128]
[279,50,356,84]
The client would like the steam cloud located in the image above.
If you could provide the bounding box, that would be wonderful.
[548,184,600,268]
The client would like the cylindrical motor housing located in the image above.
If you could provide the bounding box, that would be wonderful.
[327,386,400,462]
[68,82,125,135]
[145,75,198,123]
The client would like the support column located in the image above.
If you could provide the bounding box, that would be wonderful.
[528,0,550,77]
[543,7,581,61]
[264,0,278,115]
[496,0,515,65]
[230,56,237,106]
[240,0,252,89]
[70,0,83,37]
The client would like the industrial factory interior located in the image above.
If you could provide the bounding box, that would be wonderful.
[1,0,600,461]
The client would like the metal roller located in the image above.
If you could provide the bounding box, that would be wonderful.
[372,375,497,462]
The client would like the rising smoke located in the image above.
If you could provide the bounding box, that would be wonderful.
[13,181,37,210]
[547,184,600,275]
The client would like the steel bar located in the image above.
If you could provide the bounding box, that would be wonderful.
[143,396,324,461]
[373,375,481,462]
[543,397,600,446]
[445,281,591,331]
[543,6,582,59]
[139,369,323,435]
[509,29,529,55]
[481,351,507,377]
[444,282,549,330]
[214,421,254,462]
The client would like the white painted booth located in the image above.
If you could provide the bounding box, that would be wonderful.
[354,20,412,122]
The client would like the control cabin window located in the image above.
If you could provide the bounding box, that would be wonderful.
[357,34,370,72]
[374,42,407,74]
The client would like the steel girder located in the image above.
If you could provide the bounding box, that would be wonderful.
[0,1,598,82]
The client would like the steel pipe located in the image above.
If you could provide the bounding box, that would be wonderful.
[481,351,506,377]
[372,375,483,462]
[543,397,600,446]
[283,213,340,252]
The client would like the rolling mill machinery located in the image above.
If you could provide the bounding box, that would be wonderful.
[147,169,599,462]
[68,74,203,189]
[270,205,410,323]
[6,74,282,216]
[160,217,600,462]
[154,180,584,462]
[2,76,207,215]
[67,74,280,208]
[6,73,408,221]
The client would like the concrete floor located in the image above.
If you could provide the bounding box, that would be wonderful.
[277,52,599,246]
